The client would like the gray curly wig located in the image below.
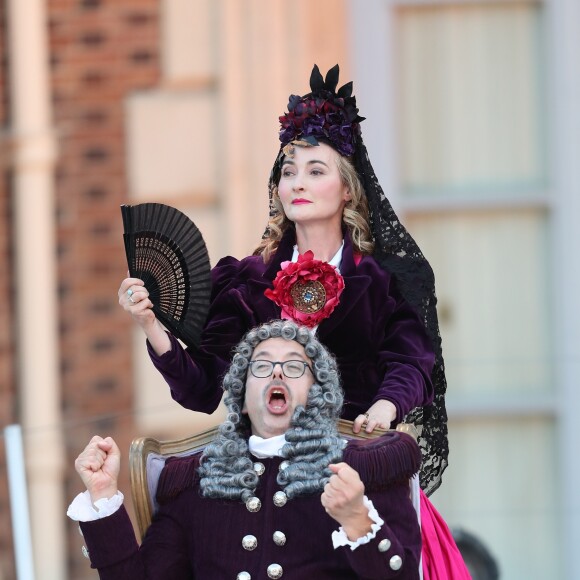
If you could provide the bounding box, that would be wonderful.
[198,320,344,502]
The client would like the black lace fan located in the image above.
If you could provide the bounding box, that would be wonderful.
[121,203,211,349]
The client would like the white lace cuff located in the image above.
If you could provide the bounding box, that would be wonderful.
[331,495,384,550]
[67,490,124,522]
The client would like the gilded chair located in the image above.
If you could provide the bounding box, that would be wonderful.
[129,419,417,540]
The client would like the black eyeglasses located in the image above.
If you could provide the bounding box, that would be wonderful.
[248,360,312,379]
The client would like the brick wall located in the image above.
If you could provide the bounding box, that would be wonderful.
[47,1,160,577]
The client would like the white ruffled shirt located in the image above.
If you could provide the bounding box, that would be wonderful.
[290,241,344,272]
[67,431,384,549]
[67,490,124,522]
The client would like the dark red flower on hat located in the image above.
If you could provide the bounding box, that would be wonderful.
[264,251,345,328]
[278,65,365,158]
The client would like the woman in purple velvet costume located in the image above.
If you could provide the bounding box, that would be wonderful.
[118,65,448,494]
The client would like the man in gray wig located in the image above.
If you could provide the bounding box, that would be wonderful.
[69,320,422,579]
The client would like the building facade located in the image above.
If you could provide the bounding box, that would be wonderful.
[0,1,578,578]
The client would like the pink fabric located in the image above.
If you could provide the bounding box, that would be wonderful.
[420,490,471,579]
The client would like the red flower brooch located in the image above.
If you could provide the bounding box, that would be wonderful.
[264,251,345,328]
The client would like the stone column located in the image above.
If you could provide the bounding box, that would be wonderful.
[6,0,64,577]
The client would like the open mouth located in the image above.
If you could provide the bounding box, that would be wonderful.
[267,386,289,414]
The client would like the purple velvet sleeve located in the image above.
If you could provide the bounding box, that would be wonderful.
[79,505,192,579]
[147,256,256,414]
[340,481,421,579]
[373,277,435,422]
[147,332,224,413]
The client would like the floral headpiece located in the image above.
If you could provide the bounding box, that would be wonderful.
[278,64,365,157]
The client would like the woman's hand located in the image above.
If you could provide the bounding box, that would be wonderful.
[321,463,373,541]
[74,436,121,504]
[352,399,397,434]
[118,277,156,328]
[118,277,171,355]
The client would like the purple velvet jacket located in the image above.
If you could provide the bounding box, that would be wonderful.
[79,432,422,579]
[148,229,435,423]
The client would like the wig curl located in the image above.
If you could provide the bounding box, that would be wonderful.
[198,320,344,501]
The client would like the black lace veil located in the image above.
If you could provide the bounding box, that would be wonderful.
[267,65,448,495]
[353,139,448,495]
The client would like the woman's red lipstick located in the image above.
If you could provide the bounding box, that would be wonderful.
[292,198,312,205]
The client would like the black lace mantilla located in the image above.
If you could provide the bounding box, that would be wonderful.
[267,65,449,495]
[353,140,448,496]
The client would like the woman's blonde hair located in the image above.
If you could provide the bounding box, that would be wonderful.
[254,150,375,262]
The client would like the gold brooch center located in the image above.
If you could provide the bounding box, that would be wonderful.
[290,280,326,314]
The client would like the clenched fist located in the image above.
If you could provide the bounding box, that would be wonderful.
[74,436,121,504]
[321,462,373,541]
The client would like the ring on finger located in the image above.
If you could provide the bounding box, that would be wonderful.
[360,412,370,428]
[127,288,135,304]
